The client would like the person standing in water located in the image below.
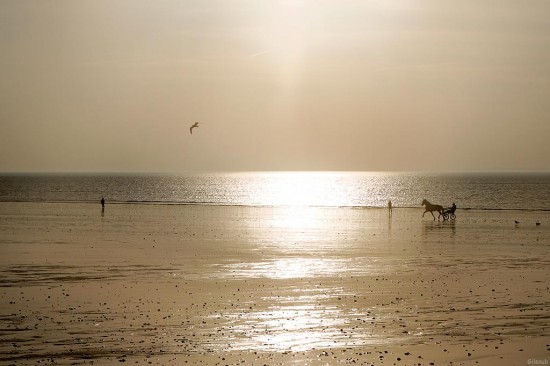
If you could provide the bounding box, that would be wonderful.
[388,199,392,216]
[101,197,105,210]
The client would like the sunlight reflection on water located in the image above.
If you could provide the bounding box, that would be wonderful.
[207,255,392,352]
[237,306,347,352]
[4,171,550,209]
[219,257,383,279]
[206,291,382,352]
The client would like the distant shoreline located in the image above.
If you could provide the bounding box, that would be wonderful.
[1,200,550,212]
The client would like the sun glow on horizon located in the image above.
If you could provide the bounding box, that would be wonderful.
[252,171,355,207]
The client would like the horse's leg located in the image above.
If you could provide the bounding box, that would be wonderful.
[431,211,436,220]
[422,210,426,217]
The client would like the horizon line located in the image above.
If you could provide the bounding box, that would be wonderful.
[1,169,550,176]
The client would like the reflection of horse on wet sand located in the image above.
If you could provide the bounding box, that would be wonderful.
[421,199,444,220]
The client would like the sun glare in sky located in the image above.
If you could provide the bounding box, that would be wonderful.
[263,1,310,87]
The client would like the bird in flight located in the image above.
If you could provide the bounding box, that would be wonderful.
[190,122,199,134]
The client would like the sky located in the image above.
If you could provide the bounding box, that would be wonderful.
[1,0,549,173]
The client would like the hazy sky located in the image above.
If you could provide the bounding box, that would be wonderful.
[1,0,549,173]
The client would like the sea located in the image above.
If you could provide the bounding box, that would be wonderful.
[2,172,550,363]
[1,171,549,211]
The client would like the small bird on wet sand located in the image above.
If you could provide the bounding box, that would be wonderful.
[514,220,520,224]
[536,221,541,226]
[190,122,199,134]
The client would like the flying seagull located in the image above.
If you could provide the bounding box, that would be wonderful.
[190,122,199,134]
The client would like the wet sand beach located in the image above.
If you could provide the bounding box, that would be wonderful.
[1,202,549,365]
